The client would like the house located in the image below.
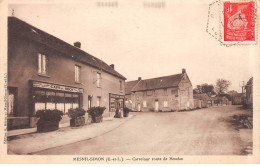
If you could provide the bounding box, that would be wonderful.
[211,95,231,106]
[231,93,244,105]
[193,93,212,108]
[125,69,194,112]
[7,17,126,130]
[244,77,253,109]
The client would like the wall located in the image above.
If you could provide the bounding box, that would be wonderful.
[177,73,194,110]
[8,35,125,125]
[131,87,179,112]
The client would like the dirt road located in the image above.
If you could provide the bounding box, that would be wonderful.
[35,105,252,155]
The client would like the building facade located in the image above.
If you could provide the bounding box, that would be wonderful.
[125,69,194,112]
[244,77,253,109]
[7,17,126,130]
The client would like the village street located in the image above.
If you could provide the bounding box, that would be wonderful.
[34,105,252,155]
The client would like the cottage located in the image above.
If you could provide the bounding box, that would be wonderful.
[125,69,194,112]
[7,17,126,130]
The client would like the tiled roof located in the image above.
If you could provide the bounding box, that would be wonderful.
[126,74,183,92]
[125,80,140,95]
[8,17,126,80]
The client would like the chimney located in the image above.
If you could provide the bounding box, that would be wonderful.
[110,64,115,69]
[182,68,186,74]
[138,77,142,80]
[74,41,81,48]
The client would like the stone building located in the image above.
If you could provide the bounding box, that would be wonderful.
[7,17,126,130]
[125,69,194,112]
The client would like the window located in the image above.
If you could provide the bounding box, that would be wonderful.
[163,88,168,96]
[97,73,101,87]
[97,96,101,106]
[88,96,92,109]
[163,100,168,107]
[38,53,47,75]
[75,65,81,83]
[34,90,81,114]
[143,100,147,108]
[120,81,123,92]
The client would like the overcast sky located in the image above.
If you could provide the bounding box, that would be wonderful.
[8,1,255,92]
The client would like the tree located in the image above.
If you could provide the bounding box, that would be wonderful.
[193,83,216,96]
[215,79,231,94]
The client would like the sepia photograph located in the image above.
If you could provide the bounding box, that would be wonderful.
[0,0,259,164]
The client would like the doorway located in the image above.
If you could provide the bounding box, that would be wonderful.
[155,100,159,111]
[137,103,141,112]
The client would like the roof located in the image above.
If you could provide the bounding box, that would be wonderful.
[233,93,243,97]
[246,77,253,86]
[193,93,211,100]
[126,74,183,92]
[8,17,126,80]
[125,80,140,95]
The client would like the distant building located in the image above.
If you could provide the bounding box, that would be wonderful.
[231,93,244,105]
[125,69,194,112]
[7,17,126,130]
[193,93,212,108]
[244,77,253,109]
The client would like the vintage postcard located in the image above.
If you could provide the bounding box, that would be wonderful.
[0,0,260,164]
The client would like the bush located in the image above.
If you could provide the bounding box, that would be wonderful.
[87,106,106,117]
[36,109,63,122]
[68,108,86,119]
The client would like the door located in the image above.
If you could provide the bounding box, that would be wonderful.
[137,103,141,111]
[155,101,159,111]
[8,87,17,116]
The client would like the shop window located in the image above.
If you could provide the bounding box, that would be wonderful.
[33,90,80,114]
[34,90,46,112]
[97,72,101,87]
[46,91,56,110]
[97,96,101,106]
[56,92,65,113]
[38,53,47,75]
[75,65,81,83]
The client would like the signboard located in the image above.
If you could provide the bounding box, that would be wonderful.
[32,81,84,93]
[109,94,125,99]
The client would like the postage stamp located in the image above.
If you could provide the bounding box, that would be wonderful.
[220,0,257,45]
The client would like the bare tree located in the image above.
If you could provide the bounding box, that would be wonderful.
[215,79,231,94]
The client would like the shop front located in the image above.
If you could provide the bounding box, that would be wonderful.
[109,93,125,113]
[30,80,84,115]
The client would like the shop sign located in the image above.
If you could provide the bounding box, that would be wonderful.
[109,94,124,99]
[32,81,83,93]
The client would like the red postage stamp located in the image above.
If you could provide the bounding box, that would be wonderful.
[223,1,256,42]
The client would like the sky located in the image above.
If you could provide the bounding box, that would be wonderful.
[8,1,255,92]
